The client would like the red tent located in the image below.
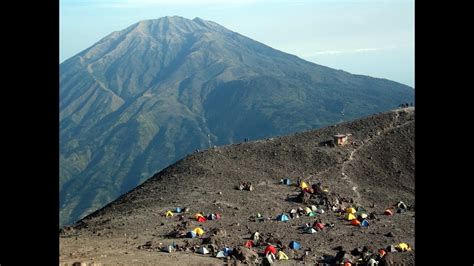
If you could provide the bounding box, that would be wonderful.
[313,222,325,230]
[350,219,361,226]
[264,245,277,255]
[244,240,254,248]
[197,216,207,223]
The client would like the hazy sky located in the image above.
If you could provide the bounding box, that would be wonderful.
[60,0,414,87]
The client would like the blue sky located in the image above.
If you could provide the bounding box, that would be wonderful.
[60,0,414,87]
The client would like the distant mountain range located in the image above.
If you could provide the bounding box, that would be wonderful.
[60,16,414,226]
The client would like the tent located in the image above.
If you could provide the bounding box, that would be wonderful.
[187,231,197,238]
[252,231,260,242]
[264,245,277,255]
[360,219,369,227]
[223,247,233,254]
[350,219,361,226]
[356,206,366,212]
[263,253,276,265]
[384,209,393,215]
[197,216,207,223]
[277,251,289,260]
[317,209,325,214]
[165,210,174,217]
[215,213,221,220]
[195,213,204,219]
[396,208,406,213]
[162,245,175,253]
[244,240,254,248]
[306,228,317,234]
[300,181,308,189]
[276,214,289,222]
[367,258,377,266]
[193,227,205,236]
[346,213,357,221]
[378,249,386,257]
[175,207,182,213]
[346,207,356,214]
[311,205,318,212]
[395,243,411,252]
[359,213,368,219]
[283,178,291,185]
[308,211,317,217]
[216,251,226,258]
[289,241,301,250]
[198,246,209,254]
[397,201,407,210]
[208,214,216,220]
[304,207,312,214]
[314,222,325,230]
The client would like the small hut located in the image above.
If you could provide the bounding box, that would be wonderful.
[333,134,350,146]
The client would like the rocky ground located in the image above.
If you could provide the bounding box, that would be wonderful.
[60,108,415,265]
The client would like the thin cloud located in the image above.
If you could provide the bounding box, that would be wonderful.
[97,0,291,8]
[306,46,395,56]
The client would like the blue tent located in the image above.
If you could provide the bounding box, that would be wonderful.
[276,214,289,222]
[187,231,197,238]
[283,178,291,185]
[361,219,369,227]
[175,207,182,213]
[289,241,301,250]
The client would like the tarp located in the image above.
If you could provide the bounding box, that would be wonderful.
[289,241,301,250]
[264,245,277,255]
[277,251,289,260]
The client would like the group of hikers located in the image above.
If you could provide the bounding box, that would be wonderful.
[398,102,413,108]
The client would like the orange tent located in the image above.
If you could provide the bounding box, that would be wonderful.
[351,219,361,226]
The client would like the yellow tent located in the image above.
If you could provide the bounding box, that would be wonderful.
[346,213,356,221]
[304,207,312,214]
[395,243,411,252]
[300,181,308,189]
[165,210,174,217]
[277,251,289,260]
[193,227,205,236]
[323,188,329,193]
[346,207,356,214]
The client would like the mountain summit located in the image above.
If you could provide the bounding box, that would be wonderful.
[60,16,414,226]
